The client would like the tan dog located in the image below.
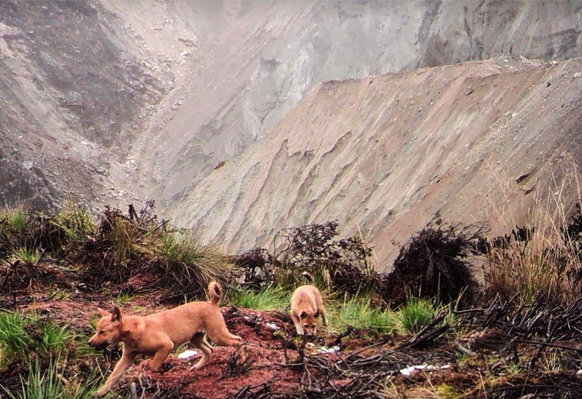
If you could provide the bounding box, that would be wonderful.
[290,272,328,336]
[89,282,242,397]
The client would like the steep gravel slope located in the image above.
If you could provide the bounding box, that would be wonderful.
[169,57,582,270]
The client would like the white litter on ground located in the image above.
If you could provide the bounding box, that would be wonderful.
[400,364,451,377]
[320,346,341,354]
[266,322,279,330]
[177,350,199,360]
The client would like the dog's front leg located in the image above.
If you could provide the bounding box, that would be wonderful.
[95,351,137,397]
[291,313,304,335]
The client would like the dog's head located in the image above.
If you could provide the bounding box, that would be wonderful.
[299,310,319,336]
[88,307,123,349]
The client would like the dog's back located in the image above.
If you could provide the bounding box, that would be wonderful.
[147,281,235,345]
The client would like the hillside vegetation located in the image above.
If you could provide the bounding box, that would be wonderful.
[1,201,582,398]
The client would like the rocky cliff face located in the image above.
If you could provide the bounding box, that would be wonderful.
[0,0,168,210]
[1,1,582,268]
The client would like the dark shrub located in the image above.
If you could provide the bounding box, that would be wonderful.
[382,221,482,306]
[278,221,377,294]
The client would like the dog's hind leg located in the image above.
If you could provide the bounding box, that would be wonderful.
[206,317,243,347]
[148,338,174,372]
[190,332,212,369]
[315,295,328,326]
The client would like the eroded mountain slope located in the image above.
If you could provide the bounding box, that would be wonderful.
[169,57,582,270]
[2,0,582,262]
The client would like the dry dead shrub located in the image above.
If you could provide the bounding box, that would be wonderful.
[229,248,280,290]
[278,221,377,294]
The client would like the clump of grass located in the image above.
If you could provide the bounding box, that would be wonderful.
[108,218,142,266]
[1,208,29,237]
[157,231,234,300]
[11,246,41,265]
[53,201,96,242]
[37,321,72,356]
[229,286,291,311]
[1,357,98,399]
[0,312,30,366]
[397,296,437,335]
[333,295,396,332]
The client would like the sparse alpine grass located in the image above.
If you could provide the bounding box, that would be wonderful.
[0,312,74,367]
[486,193,582,304]
[229,286,291,311]
[1,357,98,399]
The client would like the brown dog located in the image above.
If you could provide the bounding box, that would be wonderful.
[290,272,328,336]
[89,281,242,397]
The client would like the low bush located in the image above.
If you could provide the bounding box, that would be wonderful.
[277,221,377,294]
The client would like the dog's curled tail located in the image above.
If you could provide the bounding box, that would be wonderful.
[208,281,222,305]
[302,271,314,284]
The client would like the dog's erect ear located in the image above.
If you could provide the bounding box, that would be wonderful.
[111,306,122,322]
[299,311,307,319]
[97,308,109,317]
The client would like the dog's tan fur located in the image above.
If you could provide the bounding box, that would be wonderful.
[290,272,328,336]
[89,281,242,397]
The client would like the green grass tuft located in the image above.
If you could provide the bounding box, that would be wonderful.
[53,201,96,242]
[11,246,41,265]
[397,296,437,335]
[229,286,291,311]
[0,312,75,367]
[332,295,396,332]
[1,208,29,236]
[0,312,30,366]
